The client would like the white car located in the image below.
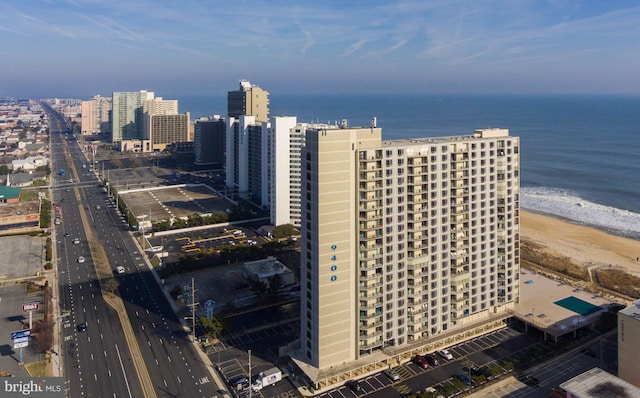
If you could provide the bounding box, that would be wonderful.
[116,266,125,274]
[383,369,400,381]
[77,256,85,263]
[73,238,80,244]
[437,349,453,360]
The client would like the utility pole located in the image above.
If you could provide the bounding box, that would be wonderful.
[248,349,252,398]
[187,277,198,342]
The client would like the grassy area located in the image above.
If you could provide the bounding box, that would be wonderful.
[25,359,49,377]
[520,239,589,281]
[595,269,640,298]
[20,191,40,201]
[521,238,640,300]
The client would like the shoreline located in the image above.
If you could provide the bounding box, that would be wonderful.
[520,210,640,278]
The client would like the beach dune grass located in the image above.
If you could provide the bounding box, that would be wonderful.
[595,269,640,298]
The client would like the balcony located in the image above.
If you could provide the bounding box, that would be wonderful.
[360,271,382,282]
[360,300,383,310]
[359,279,383,290]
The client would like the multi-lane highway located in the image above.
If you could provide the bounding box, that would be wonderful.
[45,103,220,397]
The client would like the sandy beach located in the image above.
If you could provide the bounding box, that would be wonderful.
[520,210,640,277]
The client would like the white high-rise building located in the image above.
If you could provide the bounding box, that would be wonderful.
[226,115,260,196]
[297,127,520,379]
[264,117,340,227]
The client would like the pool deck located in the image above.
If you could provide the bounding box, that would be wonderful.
[514,269,618,338]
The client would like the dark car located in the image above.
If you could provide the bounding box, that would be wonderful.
[518,375,540,387]
[76,322,87,332]
[228,376,249,390]
[63,232,70,237]
[346,380,362,393]
[455,373,473,386]
[413,354,429,369]
[426,355,439,366]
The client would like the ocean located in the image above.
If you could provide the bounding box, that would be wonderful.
[177,94,640,239]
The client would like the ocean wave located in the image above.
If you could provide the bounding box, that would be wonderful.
[521,187,640,239]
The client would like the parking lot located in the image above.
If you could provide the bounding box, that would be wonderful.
[120,184,234,224]
[309,320,612,398]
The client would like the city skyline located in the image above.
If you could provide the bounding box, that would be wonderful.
[2,1,640,98]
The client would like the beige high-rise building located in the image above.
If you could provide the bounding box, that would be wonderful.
[147,112,190,152]
[618,299,640,387]
[298,127,520,376]
[81,95,111,135]
[142,97,179,139]
[227,80,269,123]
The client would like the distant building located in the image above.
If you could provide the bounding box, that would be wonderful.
[148,113,191,152]
[243,256,295,286]
[111,90,155,143]
[194,116,225,166]
[618,299,640,388]
[227,80,269,123]
[0,186,21,203]
[264,116,339,228]
[559,367,640,397]
[81,95,112,135]
[11,156,48,171]
[225,115,263,201]
[142,97,179,139]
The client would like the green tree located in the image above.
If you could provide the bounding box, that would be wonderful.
[268,274,283,295]
[199,316,223,340]
[272,224,298,239]
[250,280,267,298]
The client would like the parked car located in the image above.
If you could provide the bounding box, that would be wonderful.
[455,373,473,386]
[437,349,454,360]
[228,376,249,390]
[413,354,429,369]
[346,380,362,393]
[426,355,439,366]
[383,368,400,381]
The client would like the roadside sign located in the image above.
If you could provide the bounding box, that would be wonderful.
[205,300,216,320]
[13,337,28,344]
[13,341,28,349]
[22,302,39,312]
[10,330,30,340]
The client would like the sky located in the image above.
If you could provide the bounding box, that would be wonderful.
[2,0,640,98]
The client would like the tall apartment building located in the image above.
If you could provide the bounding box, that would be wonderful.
[111,90,155,143]
[227,80,269,123]
[147,112,191,152]
[142,97,178,138]
[298,127,520,373]
[264,116,339,227]
[194,116,226,166]
[226,115,264,199]
[618,299,640,387]
[81,95,111,135]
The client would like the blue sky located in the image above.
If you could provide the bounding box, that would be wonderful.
[2,0,640,97]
